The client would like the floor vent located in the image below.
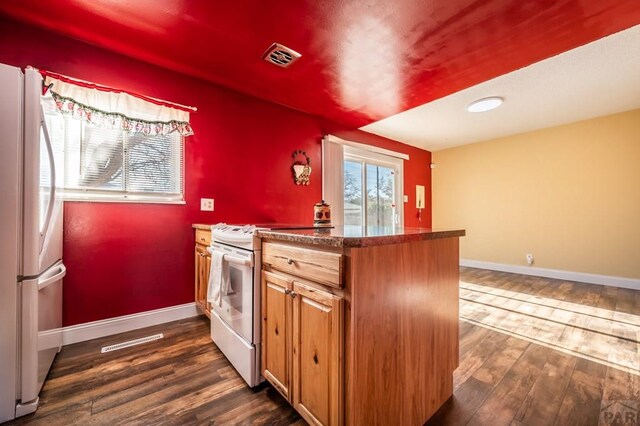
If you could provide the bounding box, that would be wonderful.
[100,333,164,353]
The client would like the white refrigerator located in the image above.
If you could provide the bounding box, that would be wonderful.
[0,63,66,422]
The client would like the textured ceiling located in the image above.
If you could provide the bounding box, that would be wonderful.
[0,1,639,129]
[362,24,640,151]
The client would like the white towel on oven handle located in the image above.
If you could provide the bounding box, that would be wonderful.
[207,249,231,307]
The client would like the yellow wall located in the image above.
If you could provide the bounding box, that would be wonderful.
[433,109,640,279]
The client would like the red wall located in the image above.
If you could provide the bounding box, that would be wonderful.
[0,17,432,326]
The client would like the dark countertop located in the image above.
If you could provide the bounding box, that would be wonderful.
[257,226,465,248]
[192,223,319,231]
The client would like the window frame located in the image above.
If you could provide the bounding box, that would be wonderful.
[343,144,404,227]
[49,113,186,205]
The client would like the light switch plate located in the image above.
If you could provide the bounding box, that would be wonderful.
[403,195,408,203]
[200,198,214,211]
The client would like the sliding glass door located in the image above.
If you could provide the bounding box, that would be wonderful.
[344,151,401,227]
[366,163,395,227]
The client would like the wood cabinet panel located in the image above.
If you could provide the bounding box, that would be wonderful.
[293,282,343,426]
[194,244,211,318]
[261,271,293,399]
[261,235,460,426]
[195,228,211,246]
[263,241,343,288]
[261,267,344,426]
[346,237,460,425]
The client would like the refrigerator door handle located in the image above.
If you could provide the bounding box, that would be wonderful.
[37,263,66,291]
[39,104,56,252]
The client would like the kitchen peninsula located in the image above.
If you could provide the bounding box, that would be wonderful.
[258,226,465,426]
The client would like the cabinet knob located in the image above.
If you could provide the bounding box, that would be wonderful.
[284,289,291,295]
[287,258,294,265]
[200,237,205,242]
[290,291,297,299]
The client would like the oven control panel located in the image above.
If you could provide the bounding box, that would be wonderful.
[211,223,259,250]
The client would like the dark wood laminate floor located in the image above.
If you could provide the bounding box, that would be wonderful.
[6,316,303,426]
[6,267,639,425]
[427,267,640,426]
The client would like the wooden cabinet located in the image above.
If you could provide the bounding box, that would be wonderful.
[292,280,343,426]
[262,269,343,426]
[263,241,343,288]
[262,271,292,398]
[260,233,462,426]
[194,228,211,318]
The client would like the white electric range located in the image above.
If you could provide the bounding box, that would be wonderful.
[207,223,318,387]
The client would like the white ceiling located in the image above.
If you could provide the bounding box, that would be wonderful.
[361,24,640,152]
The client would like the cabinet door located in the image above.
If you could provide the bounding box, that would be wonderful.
[262,270,293,399]
[195,244,211,318]
[292,282,343,426]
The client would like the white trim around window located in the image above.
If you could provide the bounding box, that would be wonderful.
[322,134,405,227]
[322,139,345,225]
[60,189,186,204]
[323,134,409,161]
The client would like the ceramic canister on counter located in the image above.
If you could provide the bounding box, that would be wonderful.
[314,200,331,225]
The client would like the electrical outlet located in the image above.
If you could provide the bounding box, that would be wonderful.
[200,198,214,211]
[403,195,408,203]
[526,253,534,265]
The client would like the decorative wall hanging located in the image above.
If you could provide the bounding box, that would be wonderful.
[291,150,311,185]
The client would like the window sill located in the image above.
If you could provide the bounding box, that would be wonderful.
[62,193,186,205]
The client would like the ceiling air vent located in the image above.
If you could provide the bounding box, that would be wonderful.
[262,43,302,68]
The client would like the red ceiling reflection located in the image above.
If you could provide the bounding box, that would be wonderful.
[1,1,639,127]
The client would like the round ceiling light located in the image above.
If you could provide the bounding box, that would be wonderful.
[467,96,504,113]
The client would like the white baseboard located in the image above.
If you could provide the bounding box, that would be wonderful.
[61,302,200,346]
[460,259,640,291]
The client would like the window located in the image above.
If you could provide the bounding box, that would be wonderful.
[321,135,405,227]
[41,70,193,204]
[343,146,402,227]
[46,111,184,203]
[66,116,181,202]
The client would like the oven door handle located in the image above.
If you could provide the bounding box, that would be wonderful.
[207,247,254,267]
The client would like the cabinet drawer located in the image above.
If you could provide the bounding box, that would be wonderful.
[263,242,343,288]
[195,228,211,246]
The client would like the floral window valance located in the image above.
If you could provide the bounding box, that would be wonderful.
[41,70,196,136]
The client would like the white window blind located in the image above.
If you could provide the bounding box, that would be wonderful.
[46,110,184,203]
